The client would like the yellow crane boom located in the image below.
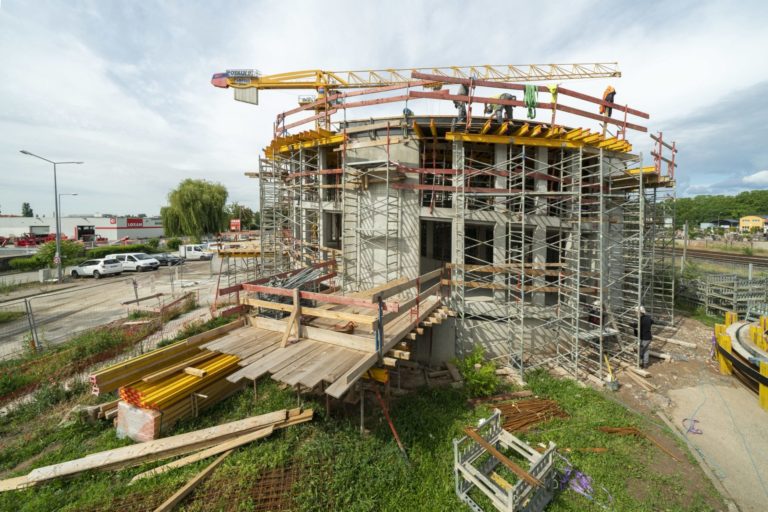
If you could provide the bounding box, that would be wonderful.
[211,63,621,105]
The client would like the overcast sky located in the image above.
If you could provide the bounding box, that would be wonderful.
[1,0,767,217]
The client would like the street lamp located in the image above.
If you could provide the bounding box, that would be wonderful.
[20,150,83,283]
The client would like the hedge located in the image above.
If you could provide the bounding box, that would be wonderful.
[85,244,159,259]
[8,257,46,272]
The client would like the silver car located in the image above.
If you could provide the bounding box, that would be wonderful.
[71,258,123,279]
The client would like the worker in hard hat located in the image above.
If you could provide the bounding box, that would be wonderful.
[484,93,516,123]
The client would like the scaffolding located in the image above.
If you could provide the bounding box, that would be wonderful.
[242,73,675,382]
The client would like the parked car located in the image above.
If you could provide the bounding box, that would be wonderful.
[107,252,160,272]
[71,258,122,279]
[177,244,213,261]
[154,253,184,266]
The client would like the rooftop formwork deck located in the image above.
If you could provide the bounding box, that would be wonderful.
[237,72,677,386]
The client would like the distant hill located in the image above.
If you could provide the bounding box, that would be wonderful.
[675,190,768,227]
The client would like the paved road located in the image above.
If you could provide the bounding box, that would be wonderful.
[0,261,220,359]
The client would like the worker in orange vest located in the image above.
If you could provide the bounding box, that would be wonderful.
[600,86,616,117]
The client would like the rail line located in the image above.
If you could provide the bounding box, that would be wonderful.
[670,248,768,266]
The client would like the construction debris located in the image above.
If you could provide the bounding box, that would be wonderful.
[494,399,569,433]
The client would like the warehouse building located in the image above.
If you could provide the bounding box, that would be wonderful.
[0,215,163,242]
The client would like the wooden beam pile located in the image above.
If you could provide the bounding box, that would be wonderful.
[0,408,313,493]
[120,354,239,409]
[89,319,245,395]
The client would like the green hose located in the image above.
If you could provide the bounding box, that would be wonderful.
[524,84,538,119]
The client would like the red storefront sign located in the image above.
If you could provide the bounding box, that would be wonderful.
[127,217,143,227]
[230,219,241,231]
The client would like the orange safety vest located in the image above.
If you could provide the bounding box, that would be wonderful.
[599,86,615,114]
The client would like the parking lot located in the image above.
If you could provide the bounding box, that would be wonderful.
[0,260,220,359]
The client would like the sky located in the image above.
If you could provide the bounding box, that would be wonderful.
[1,0,767,217]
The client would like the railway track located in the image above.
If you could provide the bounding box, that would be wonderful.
[670,248,768,266]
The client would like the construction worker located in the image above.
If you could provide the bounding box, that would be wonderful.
[453,84,469,122]
[484,93,516,123]
[635,306,654,368]
[599,86,616,117]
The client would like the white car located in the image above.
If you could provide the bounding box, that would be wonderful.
[107,253,160,272]
[71,258,123,279]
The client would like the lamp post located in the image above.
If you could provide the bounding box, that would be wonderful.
[20,151,83,283]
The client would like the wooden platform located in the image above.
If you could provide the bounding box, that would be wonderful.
[214,268,444,398]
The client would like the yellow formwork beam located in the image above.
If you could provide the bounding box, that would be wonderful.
[480,118,493,135]
[412,121,424,139]
[513,123,530,136]
[496,121,510,136]
[430,118,438,138]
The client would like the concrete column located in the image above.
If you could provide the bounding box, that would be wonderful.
[425,220,434,259]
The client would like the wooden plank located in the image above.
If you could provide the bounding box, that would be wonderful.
[445,362,462,382]
[250,316,373,352]
[310,351,365,388]
[285,345,345,387]
[22,410,289,483]
[281,288,302,347]
[183,368,207,378]
[270,343,326,381]
[153,450,233,512]
[229,341,317,383]
[657,336,697,349]
[244,298,377,330]
[236,338,282,367]
[463,428,542,487]
[142,351,218,383]
[130,426,275,483]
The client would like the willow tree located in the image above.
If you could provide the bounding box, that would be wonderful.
[161,179,228,238]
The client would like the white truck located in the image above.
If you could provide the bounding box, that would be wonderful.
[177,244,213,261]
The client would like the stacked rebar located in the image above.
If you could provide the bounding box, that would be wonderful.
[494,399,568,432]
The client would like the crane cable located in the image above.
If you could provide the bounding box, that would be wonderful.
[524,85,538,119]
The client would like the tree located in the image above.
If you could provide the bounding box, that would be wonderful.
[21,203,33,217]
[226,202,258,229]
[161,179,228,238]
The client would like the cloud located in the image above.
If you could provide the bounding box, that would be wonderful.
[743,170,768,185]
[1,0,767,215]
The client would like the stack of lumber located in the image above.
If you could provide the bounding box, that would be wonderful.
[120,353,239,409]
[90,318,245,395]
[0,408,313,493]
[117,378,245,442]
[87,319,247,441]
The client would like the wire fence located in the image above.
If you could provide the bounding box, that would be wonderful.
[0,269,213,361]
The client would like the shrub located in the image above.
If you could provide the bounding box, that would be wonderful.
[86,243,157,259]
[146,238,160,249]
[454,345,499,397]
[36,240,85,266]
[9,256,45,272]
[166,237,182,251]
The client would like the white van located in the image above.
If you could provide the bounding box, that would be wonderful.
[107,253,160,272]
[178,244,213,261]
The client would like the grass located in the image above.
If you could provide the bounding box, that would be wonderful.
[0,371,724,512]
[0,296,200,402]
[0,311,25,325]
[675,302,720,328]
[156,315,231,348]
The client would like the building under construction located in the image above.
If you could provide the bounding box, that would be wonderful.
[215,64,677,382]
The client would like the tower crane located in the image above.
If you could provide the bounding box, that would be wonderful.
[211,63,620,105]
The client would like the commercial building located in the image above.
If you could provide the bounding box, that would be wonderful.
[738,215,767,233]
[0,215,163,242]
